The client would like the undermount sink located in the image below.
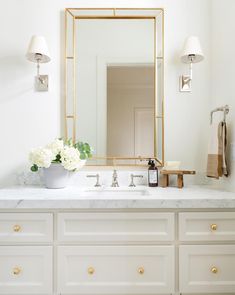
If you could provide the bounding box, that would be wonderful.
[82,187,150,197]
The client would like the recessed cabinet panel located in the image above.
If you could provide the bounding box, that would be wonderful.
[58,245,175,294]
[0,213,53,243]
[179,245,235,293]
[58,212,174,242]
[0,246,53,294]
[179,212,235,241]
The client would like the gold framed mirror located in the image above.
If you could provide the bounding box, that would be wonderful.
[65,8,164,166]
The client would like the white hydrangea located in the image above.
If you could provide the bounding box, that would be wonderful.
[60,146,85,171]
[46,139,64,159]
[29,148,54,168]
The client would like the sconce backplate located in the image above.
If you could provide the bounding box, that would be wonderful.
[179,75,191,92]
[35,75,48,91]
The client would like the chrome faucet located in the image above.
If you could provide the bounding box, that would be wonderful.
[86,174,101,187]
[111,170,119,187]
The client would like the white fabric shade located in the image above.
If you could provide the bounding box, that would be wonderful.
[26,35,51,63]
[181,36,204,64]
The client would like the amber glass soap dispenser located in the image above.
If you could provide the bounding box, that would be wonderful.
[148,160,158,187]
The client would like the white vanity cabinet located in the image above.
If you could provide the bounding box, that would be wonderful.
[58,245,175,294]
[179,245,235,293]
[0,246,53,294]
[0,213,53,243]
[179,212,235,294]
[0,213,53,294]
[57,212,175,294]
[179,212,235,241]
[0,210,235,295]
[57,212,175,242]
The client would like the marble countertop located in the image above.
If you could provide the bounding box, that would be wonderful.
[0,185,235,209]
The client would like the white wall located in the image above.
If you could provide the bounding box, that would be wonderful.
[0,0,211,186]
[0,0,61,185]
[209,0,235,191]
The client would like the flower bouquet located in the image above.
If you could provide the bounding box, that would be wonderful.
[29,138,92,188]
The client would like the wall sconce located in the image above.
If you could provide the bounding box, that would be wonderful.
[26,35,51,91]
[179,36,204,92]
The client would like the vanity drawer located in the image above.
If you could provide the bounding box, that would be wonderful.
[58,245,175,294]
[179,245,235,293]
[179,212,235,241]
[0,213,53,242]
[0,246,53,294]
[58,212,174,242]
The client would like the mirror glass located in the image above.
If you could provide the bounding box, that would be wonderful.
[65,9,164,166]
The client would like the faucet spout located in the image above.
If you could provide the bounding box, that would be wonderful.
[111,169,119,187]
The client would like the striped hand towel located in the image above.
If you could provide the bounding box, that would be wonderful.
[207,121,228,178]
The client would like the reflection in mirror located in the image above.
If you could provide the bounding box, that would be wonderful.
[107,66,154,159]
[65,9,164,166]
[76,19,154,165]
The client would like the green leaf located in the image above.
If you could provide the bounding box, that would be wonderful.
[64,138,73,147]
[80,153,86,160]
[67,140,93,159]
[84,143,91,152]
[31,164,38,172]
[56,154,61,162]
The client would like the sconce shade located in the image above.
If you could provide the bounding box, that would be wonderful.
[181,36,204,64]
[26,35,51,63]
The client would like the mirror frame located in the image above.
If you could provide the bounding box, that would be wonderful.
[64,8,164,166]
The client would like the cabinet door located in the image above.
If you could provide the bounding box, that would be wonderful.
[0,213,53,243]
[58,212,174,242]
[179,245,235,293]
[58,245,175,294]
[179,212,235,241]
[0,246,53,294]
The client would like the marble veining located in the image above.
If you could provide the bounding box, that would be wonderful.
[0,185,234,209]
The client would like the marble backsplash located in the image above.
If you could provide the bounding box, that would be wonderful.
[14,167,210,188]
[15,168,148,187]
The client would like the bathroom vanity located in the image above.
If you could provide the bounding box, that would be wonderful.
[0,186,235,295]
[1,2,235,295]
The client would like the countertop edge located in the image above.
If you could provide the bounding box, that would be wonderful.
[0,199,235,209]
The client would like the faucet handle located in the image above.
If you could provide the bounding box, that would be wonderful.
[111,169,119,187]
[129,174,143,187]
[87,174,101,187]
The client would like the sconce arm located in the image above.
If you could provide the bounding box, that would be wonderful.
[189,62,193,80]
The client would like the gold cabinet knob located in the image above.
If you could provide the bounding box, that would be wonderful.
[211,267,218,274]
[88,267,95,275]
[13,225,21,232]
[211,224,217,231]
[13,267,21,275]
[138,267,145,274]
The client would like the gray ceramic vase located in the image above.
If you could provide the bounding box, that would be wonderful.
[43,163,69,189]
